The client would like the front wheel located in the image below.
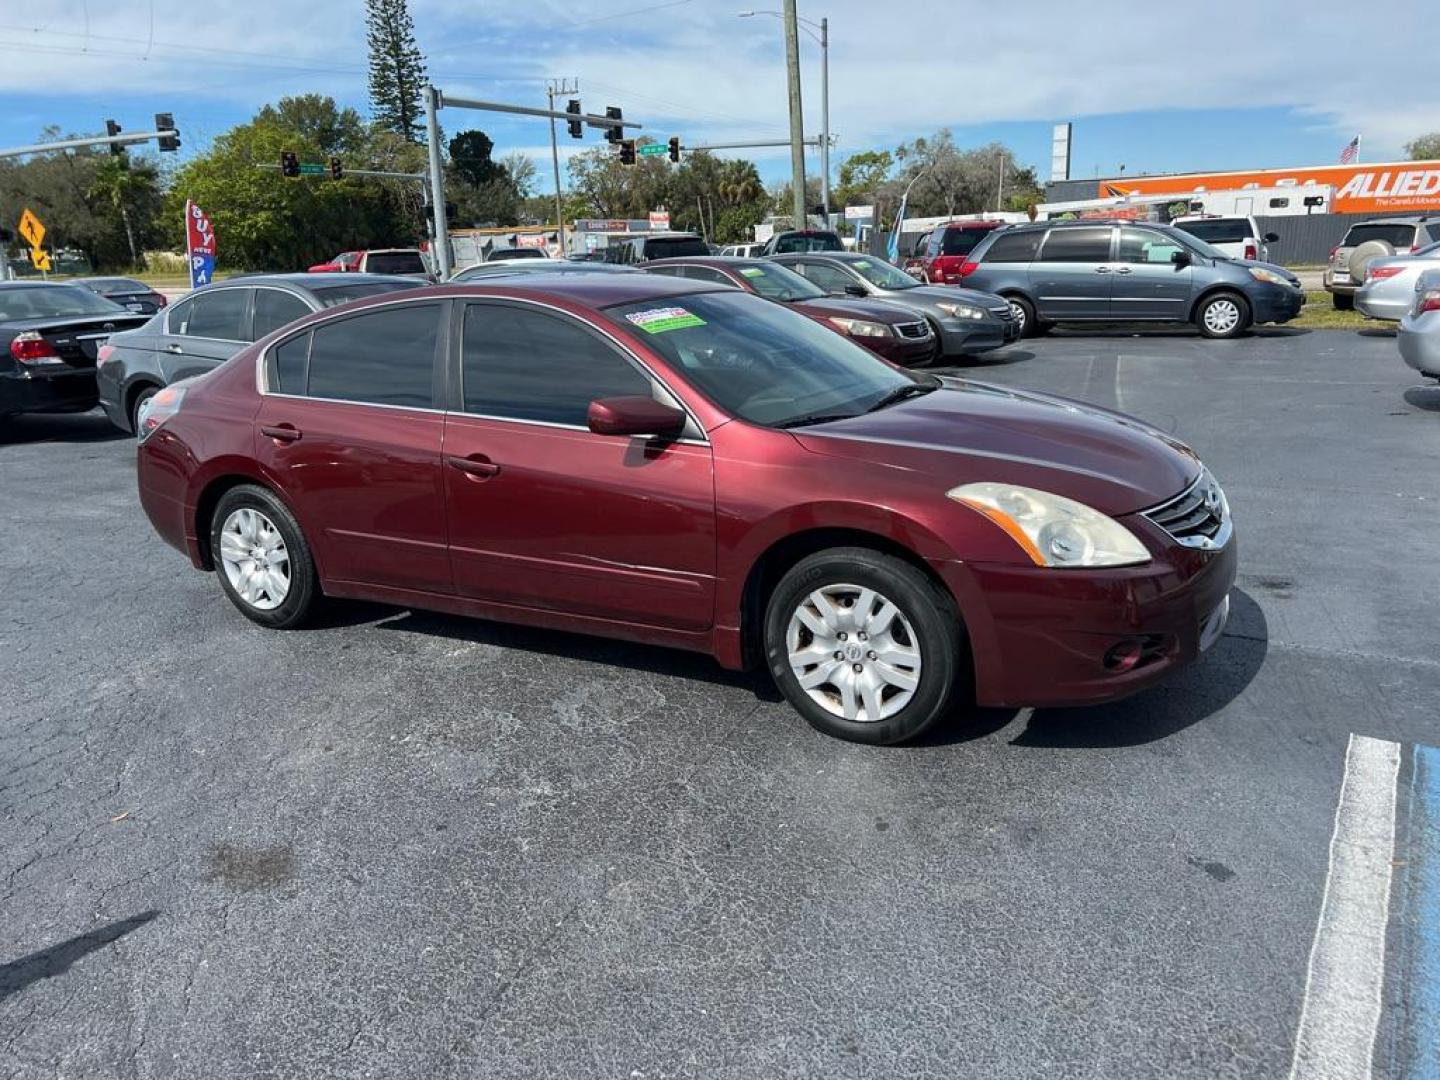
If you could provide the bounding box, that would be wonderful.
[210,485,320,629]
[764,547,965,744]
[1196,292,1251,339]
[1006,295,1038,339]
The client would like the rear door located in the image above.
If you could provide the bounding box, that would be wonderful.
[158,287,250,382]
[1031,226,1115,320]
[1110,227,1194,320]
[442,299,716,631]
[253,300,451,592]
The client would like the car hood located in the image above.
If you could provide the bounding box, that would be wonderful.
[792,378,1201,516]
[1222,259,1302,287]
[790,296,927,324]
[893,285,1009,311]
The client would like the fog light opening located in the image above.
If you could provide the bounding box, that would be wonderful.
[1104,639,1145,673]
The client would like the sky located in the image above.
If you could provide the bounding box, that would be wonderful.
[2,0,1437,193]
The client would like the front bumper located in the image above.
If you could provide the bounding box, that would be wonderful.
[0,367,97,417]
[935,532,1239,709]
[1249,283,1305,324]
[936,313,1016,356]
[868,333,937,366]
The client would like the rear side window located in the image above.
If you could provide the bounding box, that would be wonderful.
[273,333,310,394]
[1343,223,1419,249]
[304,303,440,407]
[365,252,425,274]
[460,303,651,425]
[182,289,247,339]
[251,290,311,340]
[981,230,1043,263]
[1173,219,1251,244]
[1038,227,1113,262]
[940,228,987,256]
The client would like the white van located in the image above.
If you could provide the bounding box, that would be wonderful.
[720,243,764,257]
[1171,214,1279,262]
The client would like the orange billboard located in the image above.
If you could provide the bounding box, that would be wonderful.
[1098,161,1440,214]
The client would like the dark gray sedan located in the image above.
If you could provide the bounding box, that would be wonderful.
[768,251,1018,358]
[96,273,422,432]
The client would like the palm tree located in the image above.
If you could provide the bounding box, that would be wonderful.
[90,155,145,268]
[717,160,764,208]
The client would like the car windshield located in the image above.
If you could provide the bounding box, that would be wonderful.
[847,257,920,289]
[0,285,127,321]
[1343,223,1419,249]
[1172,219,1250,244]
[645,237,709,259]
[83,277,148,294]
[733,262,825,302]
[604,290,923,428]
[772,233,843,253]
[311,282,424,306]
[366,252,426,274]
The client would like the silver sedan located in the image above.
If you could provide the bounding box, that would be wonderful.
[1398,269,1440,379]
[1357,241,1440,321]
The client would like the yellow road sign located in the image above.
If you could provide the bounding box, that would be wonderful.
[29,247,51,272]
[18,208,45,249]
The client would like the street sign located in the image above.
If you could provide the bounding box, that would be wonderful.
[638,143,667,157]
[29,247,51,271]
[18,208,45,249]
[298,163,327,176]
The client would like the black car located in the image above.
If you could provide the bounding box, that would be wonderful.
[96,273,423,432]
[1,282,149,420]
[603,233,709,265]
[760,229,845,255]
[70,276,169,315]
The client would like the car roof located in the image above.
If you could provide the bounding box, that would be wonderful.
[201,272,419,290]
[326,274,725,314]
[363,247,423,254]
[0,280,96,290]
[1348,216,1433,226]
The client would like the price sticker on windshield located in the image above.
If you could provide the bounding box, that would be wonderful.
[853,259,872,269]
[738,267,765,278]
[625,307,706,334]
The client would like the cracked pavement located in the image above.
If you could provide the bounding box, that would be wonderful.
[2,329,1438,1078]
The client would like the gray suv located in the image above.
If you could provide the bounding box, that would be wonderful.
[1324,216,1440,310]
[958,221,1305,339]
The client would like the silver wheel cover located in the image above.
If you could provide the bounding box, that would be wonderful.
[1008,300,1027,331]
[786,583,923,723]
[1203,298,1241,335]
[218,507,291,611]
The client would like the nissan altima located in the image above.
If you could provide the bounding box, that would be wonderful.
[135,277,1236,744]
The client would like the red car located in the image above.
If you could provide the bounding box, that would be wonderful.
[136,276,1236,744]
[907,220,1006,284]
[645,256,936,365]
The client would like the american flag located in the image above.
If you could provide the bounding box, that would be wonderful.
[1340,135,1361,165]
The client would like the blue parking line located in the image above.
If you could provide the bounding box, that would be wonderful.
[1402,744,1440,1080]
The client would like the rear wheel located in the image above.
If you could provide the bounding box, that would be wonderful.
[1332,292,1354,311]
[764,547,965,745]
[1006,295,1038,339]
[1196,292,1251,339]
[209,485,320,629]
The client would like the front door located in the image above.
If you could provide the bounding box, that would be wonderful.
[1031,226,1115,321]
[443,299,716,632]
[1110,227,1194,320]
[252,300,451,592]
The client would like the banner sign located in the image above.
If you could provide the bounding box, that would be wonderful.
[649,210,671,230]
[844,204,874,221]
[516,233,548,248]
[184,200,217,288]
[1097,160,1440,214]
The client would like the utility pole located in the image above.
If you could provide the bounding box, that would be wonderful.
[996,148,1006,212]
[818,16,830,227]
[546,77,578,256]
[782,0,807,230]
[423,86,451,279]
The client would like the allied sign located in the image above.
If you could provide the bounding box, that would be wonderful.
[18,208,45,249]
[184,200,217,289]
[1097,160,1440,214]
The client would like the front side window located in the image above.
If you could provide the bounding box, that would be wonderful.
[796,261,858,294]
[180,288,247,339]
[461,303,652,425]
[604,290,917,428]
[1117,228,1187,264]
[1038,227,1113,263]
[251,290,311,340]
[304,302,440,407]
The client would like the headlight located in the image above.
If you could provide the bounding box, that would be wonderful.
[1248,267,1290,286]
[948,482,1151,568]
[827,317,893,338]
[936,301,985,320]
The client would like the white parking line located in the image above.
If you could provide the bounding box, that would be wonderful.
[1289,734,1401,1080]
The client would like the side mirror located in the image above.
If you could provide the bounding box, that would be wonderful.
[1264,232,1280,244]
[1170,249,1192,267]
[587,395,686,439]
[844,282,868,297]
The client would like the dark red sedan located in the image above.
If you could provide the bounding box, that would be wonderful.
[136,276,1236,745]
[646,256,936,366]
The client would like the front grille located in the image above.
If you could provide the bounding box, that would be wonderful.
[1143,470,1229,548]
[989,305,1014,320]
[896,321,931,339]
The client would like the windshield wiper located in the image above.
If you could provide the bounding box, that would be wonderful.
[776,412,859,429]
[866,382,937,413]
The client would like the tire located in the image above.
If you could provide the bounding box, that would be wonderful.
[764,547,965,745]
[128,384,160,433]
[1006,295,1038,339]
[209,484,320,629]
[1332,292,1354,311]
[1347,239,1394,284]
[1195,291,1251,339]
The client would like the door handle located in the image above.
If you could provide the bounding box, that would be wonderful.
[165,343,183,354]
[447,454,501,479]
[1114,266,1133,275]
[1094,266,1111,274]
[260,424,303,443]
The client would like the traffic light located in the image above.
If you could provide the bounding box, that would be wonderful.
[330,157,343,180]
[604,106,623,144]
[619,139,637,166]
[668,137,681,163]
[154,113,179,152]
[566,100,583,139]
[281,151,300,178]
[105,119,123,156]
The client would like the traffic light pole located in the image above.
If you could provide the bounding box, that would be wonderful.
[0,128,180,160]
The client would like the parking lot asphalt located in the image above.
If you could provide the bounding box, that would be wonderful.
[3,326,1439,1079]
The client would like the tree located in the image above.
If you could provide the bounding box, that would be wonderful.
[1406,132,1440,161]
[835,149,893,210]
[890,130,1040,217]
[448,130,502,187]
[501,152,538,199]
[256,95,369,157]
[366,0,428,142]
[90,155,150,267]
